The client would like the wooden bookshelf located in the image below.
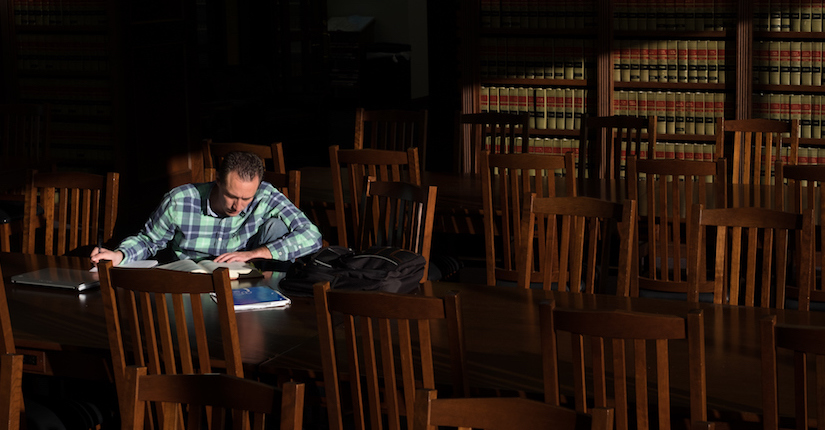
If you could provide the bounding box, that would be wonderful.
[458,0,825,168]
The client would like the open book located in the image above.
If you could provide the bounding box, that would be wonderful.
[157,259,262,280]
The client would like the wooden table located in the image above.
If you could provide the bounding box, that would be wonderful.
[259,281,821,425]
[0,252,323,378]
[1,252,817,425]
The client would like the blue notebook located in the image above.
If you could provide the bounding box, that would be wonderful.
[212,287,291,311]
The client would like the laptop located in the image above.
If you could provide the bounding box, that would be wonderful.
[11,268,100,292]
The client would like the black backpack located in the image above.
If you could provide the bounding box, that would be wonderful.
[279,245,427,296]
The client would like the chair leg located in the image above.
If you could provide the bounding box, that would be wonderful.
[0,224,10,252]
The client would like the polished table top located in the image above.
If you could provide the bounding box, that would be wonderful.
[1,251,818,423]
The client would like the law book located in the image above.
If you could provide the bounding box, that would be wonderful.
[498,87,510,114]
[527,87,537,128]
[613,40,623,82]
[648,40,660,83]
[769,41,781,85]
[814,1,823,32]
[770,1,782,32]
[694,93,707,135]
[813,95,823,139]
[683,0,696,30]
[615,90,629,116]
[553,42,566,79]
[663,91,674,135]
[801,95,813,138]
[516,87,528,118]
[658,40,669,82]
[667,40,679,83]
[718,40,727,84]
[781,0,792,31]
[685,92,696,134]
[640,42,650,82]
[488,86,499,113]
[674,92,686,134]
[620,42,631,82]
[213,287,291,312]
[480,87,490,114]
[688,40,699,83]
[813,41,823,85]
[800,42,813,86]
[790,94,803,137]
[801,0,813,32]
[791,0,802,31]
[790,41,802,85]
[627,91,638,118]
[638,91,650,119]
[157,259,262,280]
[564,88,575,130]
[677,40,689,83]
[655,91,667,135]
[769,93,783,122]
[754,0,771,31]
[629,43,641,82]
[780,41,791,85]
[573,41,586,80]
[706,40,719,84]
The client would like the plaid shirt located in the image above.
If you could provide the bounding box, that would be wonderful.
[117,181,322,263]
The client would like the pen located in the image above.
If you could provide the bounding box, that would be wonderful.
[97,233,103,253]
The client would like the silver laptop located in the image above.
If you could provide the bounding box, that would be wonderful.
[11,268,100,292]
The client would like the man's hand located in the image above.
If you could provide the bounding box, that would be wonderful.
[91,248,124,266]
[214,246,271,263]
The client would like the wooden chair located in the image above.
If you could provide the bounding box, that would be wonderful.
[356,177,437,282]
[627,158,727,300]
[540,299,707,430]
[412,388,614,430]
[0,267,24,430]
[122,366,304,430]
[22,171,119,256]
[480,150,576,286]
[578,115,657,183]
[518,194,637,294]
[329,145,421,248]
[0,168,32,252]
[776,162,825,310]
[0,103,50,171]
[202,139,286,178]
[314,281,468,430]
[354,108,428,170]
[459,112,530,175]
[689,204,814,307]
[761,314,825,430]
[715,118,799,186]
[97,260,243,424]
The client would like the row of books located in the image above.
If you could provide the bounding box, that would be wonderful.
[613,40,728,84]
[613,0,737,31]
[480,86,591,131]
[480,0,597,29]
[614,90,730,135]
[50,122,114,163]
[20,78,112,117]
[754,0,825,32]
[12,0,109,26]
[753,92,825,138]
[753,40,825,86]
[16,34,109,72]
[479,38,594,80]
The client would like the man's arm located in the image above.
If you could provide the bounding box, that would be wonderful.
[114,193,179,264]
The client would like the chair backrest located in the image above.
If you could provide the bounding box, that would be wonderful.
[775,162,825,310]
[761,314,825,430]
[480,150,576,286]
[627,158,727,300]
[329,145,421,248]
[314,281,467,430]
[459,112,530,175]
[0,267,23,430]
[202,139,286,176]
[354,108,428,169]
[412,388,614,430]
[122,366,304,430]
[578,115,657,182]
[715,118,799,186]
[541,299,707,430]
[22,171,119,255]
[690,204,814,307]
[0,103,50,171]
[97,260,243,422]
[356,177,437,282]
[519,194,636,294]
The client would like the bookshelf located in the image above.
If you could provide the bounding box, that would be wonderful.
[458,0,825,171]
[1,0,120,171]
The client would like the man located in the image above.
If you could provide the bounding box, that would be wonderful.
[91,151,322,266]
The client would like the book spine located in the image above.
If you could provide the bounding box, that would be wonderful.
[790,41,802,85]
[688,40,699,84]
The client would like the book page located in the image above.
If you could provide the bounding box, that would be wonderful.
[198,260,257,279]
[156,259,208,274]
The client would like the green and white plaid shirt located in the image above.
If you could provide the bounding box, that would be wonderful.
[117,181,322,263]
